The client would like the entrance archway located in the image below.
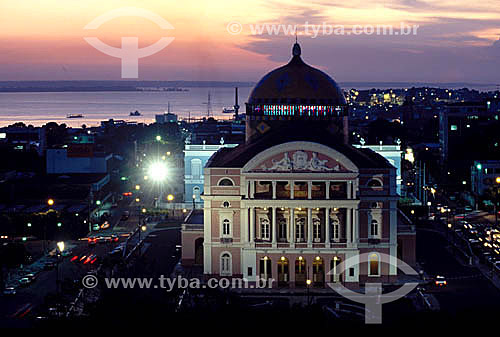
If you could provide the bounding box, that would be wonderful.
[330,257,342,283]
[312,256,324,286]
[295,257,306,287]
[277,257,289,287]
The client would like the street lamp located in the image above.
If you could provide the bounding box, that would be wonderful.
[167,194,174,201]
[156,135,162,142]
[56,241,65,295]
[47,198,54,206]
[148,162,167,182]
[306,279,312,306]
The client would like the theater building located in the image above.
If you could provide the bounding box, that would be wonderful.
[181,42,415,288]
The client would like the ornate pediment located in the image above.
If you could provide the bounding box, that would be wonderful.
[255,150,348,172]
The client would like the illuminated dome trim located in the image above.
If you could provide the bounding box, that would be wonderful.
[247,42,347,118]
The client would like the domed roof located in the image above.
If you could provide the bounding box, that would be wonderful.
[248,43,346,106]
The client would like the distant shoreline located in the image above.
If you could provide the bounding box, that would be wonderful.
[0,80,498,93]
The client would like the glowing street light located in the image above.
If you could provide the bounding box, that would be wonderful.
[156,135,162,141]
[57,241,65,253]
[167,194,174,201]
[135,185,141,190]
[496,177,500,184]
[47,198,54,206]
[148,162,167,181]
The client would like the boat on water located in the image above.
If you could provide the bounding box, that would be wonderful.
[130,110,141,116]
[222,107,235,114]
[66,114,84,119]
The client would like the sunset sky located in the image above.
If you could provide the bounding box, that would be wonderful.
[1,0,500,83]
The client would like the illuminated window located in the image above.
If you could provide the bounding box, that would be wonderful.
[450,125,457,131]
[369,253,379,276]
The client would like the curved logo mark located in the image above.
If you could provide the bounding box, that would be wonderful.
[84,7,175,78]
[327,252,419,324]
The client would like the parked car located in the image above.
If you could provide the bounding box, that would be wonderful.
[19,277,32,286]
[3,287,16,296]
[25,273,37,281]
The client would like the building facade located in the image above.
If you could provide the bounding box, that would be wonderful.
[354,143,402,194]
[184,141,237,203]
[471,160,500,196]
[182,43,415,288]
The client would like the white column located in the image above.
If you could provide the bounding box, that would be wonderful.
[326,181,330,199]
[290,208,295,244]
[250,180,255,199]
[272,207,277,245]
[242,207,249,243]
[290,180,294,199]
[272,181,277,199]
[353,208,359,244]
[337,209,342,241]
[325,207,330,247]
[250,207,255,243]
[347,181,352,199]
[307,208,313,245]
[308,181,312,199]
[346,208,352,244]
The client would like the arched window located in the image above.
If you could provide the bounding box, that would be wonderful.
[218,178,234,186]
[370,219,379,237]
[367,178,383,188]
[260,218,270,240]
[221,253,232,276]
[191,159,202,180]
[313,217,321,242]
[222,219,231,236]
[330,212,340,242]
[369,253,379,276]
[295,217,305,242]
[278,218,287,241]
[260,256,271,280]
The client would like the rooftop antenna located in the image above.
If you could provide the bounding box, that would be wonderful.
[203,91,212,117]
[234,87,239,119]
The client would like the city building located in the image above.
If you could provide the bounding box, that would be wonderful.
[46,145,112,174]
[156,113,178,124]
[184,140,238,203]
[0,126,46,156]
[181,43,415,288]
[354,142,402,194]
[471,160,500,196]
